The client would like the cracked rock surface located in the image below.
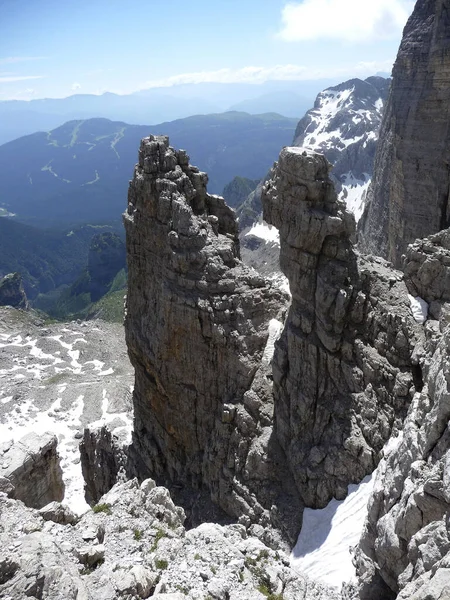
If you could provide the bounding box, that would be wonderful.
[0,479,339,600]
[124,135,300,546]
[263,147,424,508]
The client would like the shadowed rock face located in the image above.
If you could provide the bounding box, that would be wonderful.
[263,147,423,508]
[359,0,450,266]
[0,273,28,310]
[124,135,300,545]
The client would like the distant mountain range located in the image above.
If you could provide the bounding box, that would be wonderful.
[0,112,297,226]
[238,76,390,282]
[0,79,337,146]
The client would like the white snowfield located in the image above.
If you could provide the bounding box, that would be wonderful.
[291,433,403,589]
[291,475,375,587]
[0,309,134,514]
[341,172,371,222]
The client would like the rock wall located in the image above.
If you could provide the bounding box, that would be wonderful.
[1,432,64,509]
[80,426,129,505]
[262,147,424,507]
[0,273,28,310]
[124,135,301,545]
[354,228,450,600]
[359,0,450,266]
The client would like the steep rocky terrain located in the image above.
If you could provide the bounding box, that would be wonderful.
[292,76,389,222]
[124,134,301,546]
[5,1,450,596]
[262,147,423,507]
[122,134,434,556]
[354,231,450,599]
[0,478,338,600]
[359,0,450,266]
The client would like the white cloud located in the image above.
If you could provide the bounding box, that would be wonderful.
[143,65,310,88]
[71,82,82,90]
[0,56,47,65]
[278,0,415,42]
[0,75,44,83]
[141,60,393,90]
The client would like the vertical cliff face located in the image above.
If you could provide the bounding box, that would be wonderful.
[124,135,300,544]
[359,0,450,266]
[263,147,423,508]
[355,230,450,600]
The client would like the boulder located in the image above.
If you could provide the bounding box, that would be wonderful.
[0,432,64,509]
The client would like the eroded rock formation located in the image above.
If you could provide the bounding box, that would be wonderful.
[354,230,450,599]
[124,135,300,545]
[359,0,450,266]
[0,272,28,309]
[262,147,424,507]
[0,432,64,509]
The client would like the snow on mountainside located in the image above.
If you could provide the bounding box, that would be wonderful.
[293,76,390,221]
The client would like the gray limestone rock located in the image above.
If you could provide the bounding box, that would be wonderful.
[0,478,339,600]
[263,146,424,507]
[404,228,450,311]
[359,0,450,266]
[124,135,301,545]
[80,425,130,505]
[0,272,28,309]
[0,432,64,509]
[354,318,450,599]
[39,501,80,526]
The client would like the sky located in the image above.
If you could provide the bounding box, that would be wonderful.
[0,0,416,101]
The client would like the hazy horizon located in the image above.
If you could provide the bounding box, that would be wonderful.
[1,0,415,101]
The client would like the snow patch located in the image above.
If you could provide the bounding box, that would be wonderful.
[408,295,428,324]
[340,172,371,222]
[291,475,375,588]
[245,221,280,245]
[262,319,283,365]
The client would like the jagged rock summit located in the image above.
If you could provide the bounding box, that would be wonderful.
[359,0,450,266]
[262,147,423,507]
[124,134,300,546]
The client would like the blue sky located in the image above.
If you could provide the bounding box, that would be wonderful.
[0,0,416,100]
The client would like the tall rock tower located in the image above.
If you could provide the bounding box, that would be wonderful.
[359,0,450,266]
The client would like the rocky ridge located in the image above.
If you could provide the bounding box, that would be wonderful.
[0,478,339,600]
[358,0,450,266]
[124,135,301,546]
[262,147,423,507]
